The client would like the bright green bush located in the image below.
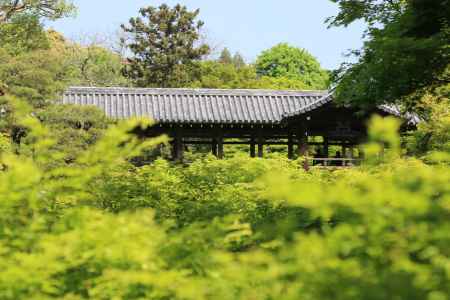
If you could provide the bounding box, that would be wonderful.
[0,97,449,299]
[407,96,450,160]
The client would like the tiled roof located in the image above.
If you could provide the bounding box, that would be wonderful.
[379,105,421,125]
[62,87,331,124]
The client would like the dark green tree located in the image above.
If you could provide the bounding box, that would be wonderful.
[329,0,450,110]
[121,4,210,88]
[36,104,109,165]
[218,47,232,64]
[256,43,330,90]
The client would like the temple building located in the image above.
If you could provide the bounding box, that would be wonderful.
[62,87,418,164]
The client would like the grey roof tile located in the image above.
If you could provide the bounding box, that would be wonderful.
[62,87,332,124]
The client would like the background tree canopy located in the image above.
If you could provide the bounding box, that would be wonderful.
[0,29,128,107]
[121,4,210,88]
[192,56,313,90]
[329,0,450,111]
[255,43,330,90]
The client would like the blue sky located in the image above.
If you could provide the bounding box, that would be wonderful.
[48,0,366,70]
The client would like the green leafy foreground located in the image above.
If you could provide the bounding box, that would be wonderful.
[0,97,449,300]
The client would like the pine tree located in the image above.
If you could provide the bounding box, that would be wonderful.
[121,4,210,88]
[218,48,232,64]
[0,0,75,23]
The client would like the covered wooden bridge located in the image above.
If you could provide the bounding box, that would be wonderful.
[62,87,416,164]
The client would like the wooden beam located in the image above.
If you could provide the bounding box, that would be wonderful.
[181,140,356,146]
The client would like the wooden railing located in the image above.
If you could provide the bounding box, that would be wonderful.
[308,157,363,167]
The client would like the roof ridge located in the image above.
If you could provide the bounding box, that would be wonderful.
[65,86,329,96]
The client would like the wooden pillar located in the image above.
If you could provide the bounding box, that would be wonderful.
[342,144,347,166]
[171,141,176,160]
[172,135,183,162]
[348,146,355,166]
[297,130,308,156]
[211,139,218,156]
[217,136,224,159]
[257,137,264,158]
[358,145,365,159]
[297,126,309,171]
[323,136,329,166]
[288,134,294,160]
[323,136,329,157]
[250,137,256,158]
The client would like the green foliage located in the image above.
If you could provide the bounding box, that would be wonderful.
[256,43,330,90]
[262,159,450,300]
[91,155,313,229]
[0,3,449,298]
[0,29,129,107]
[217,48,246,69]
[327,0,406,27]
[121,4,210,88]
[66,43,131,87]
[1,100,449,299]
[364,115,401,164]
[0,0,76,23]
[0,132,11,156]
[0,14,48,55]
[330,0,450,109]
[406,94,450,158]
[192,61,257,89]
[252,75,311,90]
[192,60,310,90]
[35,104,110,165]
[232,52,245,69]
[0,46,70,107]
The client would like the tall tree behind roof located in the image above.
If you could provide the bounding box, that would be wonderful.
[328,0,450,111]
[218,48,233,64]
[256,43,330,90]
[121,4,210,88]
